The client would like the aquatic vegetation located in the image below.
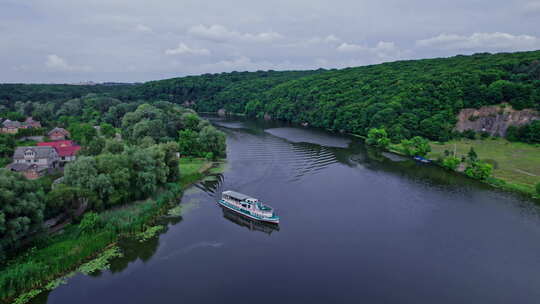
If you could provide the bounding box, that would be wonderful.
[78,246,123,275]
[13,289,41,304]
[136,226,165,243]
[167,205,183,217]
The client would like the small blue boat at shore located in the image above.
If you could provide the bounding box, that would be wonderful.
[219,191,280,224]
[413,156,431,163]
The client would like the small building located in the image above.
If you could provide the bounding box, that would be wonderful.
[7,163,49,180]
[48,127,71,141]
[22,117,42,129]
[1,117,42,134]
[11,146,59,168]
[8,146,59,179]
[1,119,22,134]
[38,140,81,164]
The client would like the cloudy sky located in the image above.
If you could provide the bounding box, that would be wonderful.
[1,0,540,83]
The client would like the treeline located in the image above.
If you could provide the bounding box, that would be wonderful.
[0,83,136,106]
[2,51,538,143]
[131,51,540,142]
[506,120,540,143]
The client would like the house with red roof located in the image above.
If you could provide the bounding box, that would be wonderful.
[37,140,81,164]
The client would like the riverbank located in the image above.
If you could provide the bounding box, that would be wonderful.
[427,139,540,197]
[0,158,222,304]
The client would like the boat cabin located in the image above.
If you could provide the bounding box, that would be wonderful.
[223,190,256,203]
[222,190,273,213]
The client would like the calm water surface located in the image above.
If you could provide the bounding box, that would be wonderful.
[35,117,540,304]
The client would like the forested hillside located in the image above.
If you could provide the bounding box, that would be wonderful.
[135,51,540,142]
[135,70,324,113]
[1,51,539,142]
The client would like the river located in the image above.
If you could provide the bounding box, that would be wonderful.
[33,116,540,304]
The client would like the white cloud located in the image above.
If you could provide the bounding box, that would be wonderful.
[135,24,152,33]
[164,43,210,55]
[307,35,341,44]
[416,32,540,51]
[188,24,282,43]
[337,42,368,52]
[337,41,405,59]
[45,54,92,72]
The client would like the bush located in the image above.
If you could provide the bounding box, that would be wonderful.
[79,212,101,234]
[366,128,390,149]
[400,136,431,157]
[536,183,540,195]
[462,129,476,140]
[442,156,461,171]
[465,161,493,180]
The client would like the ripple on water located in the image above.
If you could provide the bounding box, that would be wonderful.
[231,130,341,183]
[265,127,351,148]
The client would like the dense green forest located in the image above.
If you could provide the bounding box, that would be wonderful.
[2,51,538,143]
[134,51,540,142]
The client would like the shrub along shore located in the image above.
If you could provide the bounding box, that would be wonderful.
[0,158,220,304]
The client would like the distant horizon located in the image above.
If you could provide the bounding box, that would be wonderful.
[2,48,539,85]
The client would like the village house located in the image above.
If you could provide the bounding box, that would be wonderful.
[1,119,22,134]
[22,117,42,129]
[7,146,59,179]
[1,117,42,134]
[38,140,81,164]
[48,127,70,141]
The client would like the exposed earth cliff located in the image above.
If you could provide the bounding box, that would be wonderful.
[456,104,538,136]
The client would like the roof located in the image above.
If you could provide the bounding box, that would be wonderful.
[13,146,57,159]
[2,119,21,128]
[24,117,40,124]
[38,140,81,157]
[7,163,48,172]
[222,190,255,201]
[48,127,70,135]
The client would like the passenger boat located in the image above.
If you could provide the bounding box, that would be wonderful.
[219,190,280,224]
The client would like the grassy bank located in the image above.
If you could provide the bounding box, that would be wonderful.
[428,138,540,196]
[179,158,221,188]
[0,158,221,304]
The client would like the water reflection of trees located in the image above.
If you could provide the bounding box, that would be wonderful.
[220,207,280,235]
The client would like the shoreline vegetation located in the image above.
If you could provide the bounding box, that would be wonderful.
[1,158,222,304]
[1,97,228,303]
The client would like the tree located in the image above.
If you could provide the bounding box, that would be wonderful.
[0,134,15,158]
[158,142,180,182]
[536,182,540,195]
[401,136,431,157]
[442,156,461,171]
[366,128,390,149]
[63,157,101,208]
[103,139,124,154]
[198,126,226,158]
[0,169,45,261]
[99,123,116,138]
[182,113,201,131]
[178,129,199,156]
[467,147,478,163]
[465,161,493,180]
[80,137,106,156]
[69,123,97,145]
